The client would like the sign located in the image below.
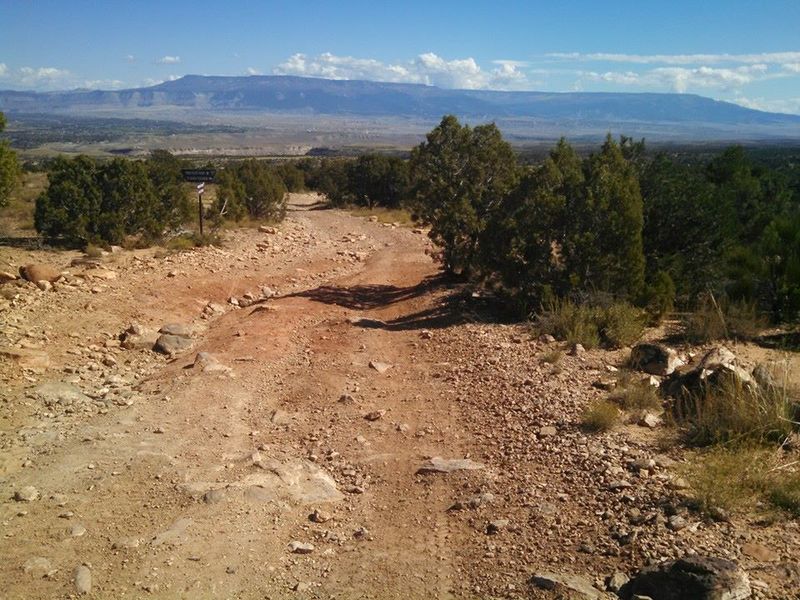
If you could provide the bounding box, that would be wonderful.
[196,182,205,195]
[182,169,216,183]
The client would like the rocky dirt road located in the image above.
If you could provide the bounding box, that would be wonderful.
[1,195,798,599]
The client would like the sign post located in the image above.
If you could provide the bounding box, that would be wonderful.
[181,169,216,238]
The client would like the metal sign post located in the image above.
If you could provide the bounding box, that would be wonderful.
[182,169,216,238]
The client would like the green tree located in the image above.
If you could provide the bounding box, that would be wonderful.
[0,111,21,208]
[410,115,518,277]
[35,156,101,245]
[485,138,583,308]
[146,150,192,229]
[95,158,158,243]
[214,160,287,221]
[567,134,645,299]
[348,154,409,208]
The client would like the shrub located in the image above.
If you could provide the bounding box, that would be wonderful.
[597,302,646,348]
[165,235,196,252]
[540,350,563,365]
[84,243,104,258]
[581,400,620,432]
[641,270,676,324]
[535,298,644,349]
[609,373,661,411]
[675,368,797,446]
[685,447,800,518]
[683,293,767,343]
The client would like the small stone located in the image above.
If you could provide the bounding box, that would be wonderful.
[309,509,331,523]
[416,457,484,474]
[23,557,52,577]
[667,515,688,531]
[14,486,39,502]
[70,523,87,537]
[538,425,557,437]
[288,541,314,554]
[607,571,630,592]
[74,565,91,595]
[538,334,556,344]
[364,410,386,421]
[640,413,662,428]
[569,343,585,356]
[486,519,509,534]
[368,360,392,374]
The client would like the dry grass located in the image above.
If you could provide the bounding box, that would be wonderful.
[540,350,563,365]
[535,298,645,350]
[609,372,661,411]
[349,206,416,227]
[685,446,800,518]
[675,369,798,446]
[581,400,621,432]
[0,172,48,235]
[683,294,767,343]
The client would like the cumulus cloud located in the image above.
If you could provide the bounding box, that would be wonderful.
[156,55,181,65]
[549,51,800,66]
[246,67,263,76]
[783,63,800,73]
[18,66,71,86]
[273,52,531,90]
[0,63,7,77]
[82,79,125,90]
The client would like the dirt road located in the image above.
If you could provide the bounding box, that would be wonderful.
[2,195,798,599]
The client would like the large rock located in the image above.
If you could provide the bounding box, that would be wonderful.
[159,323,194,337]
[630,343,682,376]
[34,382,92,407]
[619,556,751,600]
[19,263,61,284]
[153,334,193,356]
[663,347,754,401]
[416,457,484,474]
[192,352,232,375]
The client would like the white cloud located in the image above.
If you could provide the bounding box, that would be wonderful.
[273,51,531,90]
[783,63,800,73]
[156,55,181,65]
[585,64,776,93]
[125,54,136,63]
[82,79,125,90]
[549,51,800,66]
[18,66,71,86]
[733,95,800,115]
[0,63,7,77]
[246,67,263,76]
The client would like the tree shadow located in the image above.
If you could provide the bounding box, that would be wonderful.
[757,331,800,352]
[286,274,446,311]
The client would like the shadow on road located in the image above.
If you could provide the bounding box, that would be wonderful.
[286,274,502,330]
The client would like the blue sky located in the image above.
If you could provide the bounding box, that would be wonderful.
[2,0,800,113]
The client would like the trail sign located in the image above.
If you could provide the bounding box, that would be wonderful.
[182,169,216,183]
[196,182,205,194]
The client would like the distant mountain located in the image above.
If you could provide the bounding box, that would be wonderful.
[2,75,800,141]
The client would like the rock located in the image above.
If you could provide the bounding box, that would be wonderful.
[420,329,433,339]
[0,347,50,369]
[619,556,751,600]
[288,541,314,554]
[37,280,52,292]
[70,523,87,537]
[203,489,226,504]
[531,572,608,599]
[0,271,18,284]
[34,382,91,407]
[259,225,277,234]
[539,334,556,343]
[19,263,61,284]
[364,410,386,421]
[667,515,688,531]
[630,343,682,376]
[309,508,331,523]
[74,565,92,595]
[700,346,737,370]
[607,572,630,593]
[158,323,193,337]
[153,334,193,356]
[639,412,662,428]
[203,302,226,316]
[741,542,778,562]
[416,457,484,474]
[22,556,52,577]
[245,458,343,504]
[593,378,617,391]
[664,347,754,402]
[538,425,557,437]
[569,343,585,356]
[368,360,393,374]
[486,519,509,534]
[14,486,40,502]
[192,352,232,374]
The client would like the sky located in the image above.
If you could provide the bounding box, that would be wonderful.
[1,0,800,114]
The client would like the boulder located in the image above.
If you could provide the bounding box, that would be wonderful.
[19,263,61,283]
[630,343,683,376]
[619,556,751,600]
[159,323,193,338]
[192,352,232,375]
[663,347,754,401]
[153,334,193,356]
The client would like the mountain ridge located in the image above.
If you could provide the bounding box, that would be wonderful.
[2,74,799,141]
